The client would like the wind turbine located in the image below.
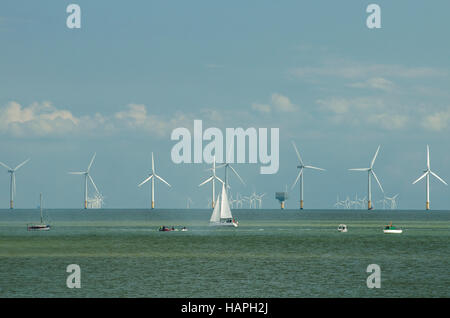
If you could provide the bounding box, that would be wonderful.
[199,156,223,209]
[412,145,447,210]
[349,145,384,210]
[291,141,325,209]
[186,197,193,209]
[0,158,30,209]
[138,152,171,209]
[385,194,399,210]
[255,193,266,208]
[69,153,100,209]
[215,163,246,193]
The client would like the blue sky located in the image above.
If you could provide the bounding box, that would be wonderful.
[1,0,450,209]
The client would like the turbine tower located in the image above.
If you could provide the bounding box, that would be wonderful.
[349,145,384,210]
[412,145,447,210]
[0,158,30,209]
[291,141,325,210]
[199,156,223,209]
[69,153,100,209]
[138,152,171,209]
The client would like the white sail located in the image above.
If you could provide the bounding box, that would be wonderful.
[220,184,232,220]
[210,194,221,223]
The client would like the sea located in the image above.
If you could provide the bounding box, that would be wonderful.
[0,209,449,298]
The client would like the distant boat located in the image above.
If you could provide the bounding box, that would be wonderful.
[383,222,402,234]
[27,193,51,231]
[337,224,348,232]
[210,183,238,227]
[158,226,188,232]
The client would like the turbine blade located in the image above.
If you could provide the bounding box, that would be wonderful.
[138,175,153,187]
[14,158,30,171]
[214,175,224,185]
[151,152,155,173]
[291,169,303,190]
[371,170,384,193]
[304,165,325,171]
[88,174,99,194]
[87,153,96,172]
[291,141,304,165]
[349,168,370,171]
[155,174,171,187]
[427,145,430,170]
[229,165,246,185]
[0,161,12,170]
[430,170,448,186]
[215,163,227,169]
[199,176,213,187]
[370,145,380,169]
[412,171,428,184]
[68,171,85,175]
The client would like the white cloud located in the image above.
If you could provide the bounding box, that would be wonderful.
[316,97,409,129]
[422,109,450,131]
[290,61,446,80]
[251,103,271,113]
[367,113,409,130]
[0,101,193,138]
[348,77,395,91]
[252,93,298,114]
[271,93,297,112]
[0,101,81,137]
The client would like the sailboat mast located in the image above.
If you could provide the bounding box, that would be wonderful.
[40,193,43,224]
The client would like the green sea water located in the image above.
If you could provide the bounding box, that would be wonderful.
[0,209,449,298]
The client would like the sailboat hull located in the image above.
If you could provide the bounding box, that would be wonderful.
[27,224,51,231]
[209,219,238,227]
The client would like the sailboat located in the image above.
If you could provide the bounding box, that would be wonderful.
[27,193,51,231]
[210,183,238,227]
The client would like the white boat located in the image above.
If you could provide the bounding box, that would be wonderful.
[27,193,51,231]
[383,222,402,234]
[210,184,238,227]
[338,224,348,232]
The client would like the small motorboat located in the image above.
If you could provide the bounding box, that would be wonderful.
[158,226,188,232]
[158,226,174,232]
[383,222,402,234]
[337,224,348,232]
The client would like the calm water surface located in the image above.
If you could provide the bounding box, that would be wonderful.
[0,209,449,297]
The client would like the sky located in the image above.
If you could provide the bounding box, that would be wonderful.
[1,0,450,209]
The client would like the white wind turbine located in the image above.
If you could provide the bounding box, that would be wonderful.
[385,194,399,210]
[0,159,30,209]
[186,197,194,209]
[412,145,447,210]
[349,145,384,210]
[138,152,171,209]
[69,153,100,209]
[255,193,266,208]
[291,141,325,210]
[215,162,246,193]
[199,156,224,209]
